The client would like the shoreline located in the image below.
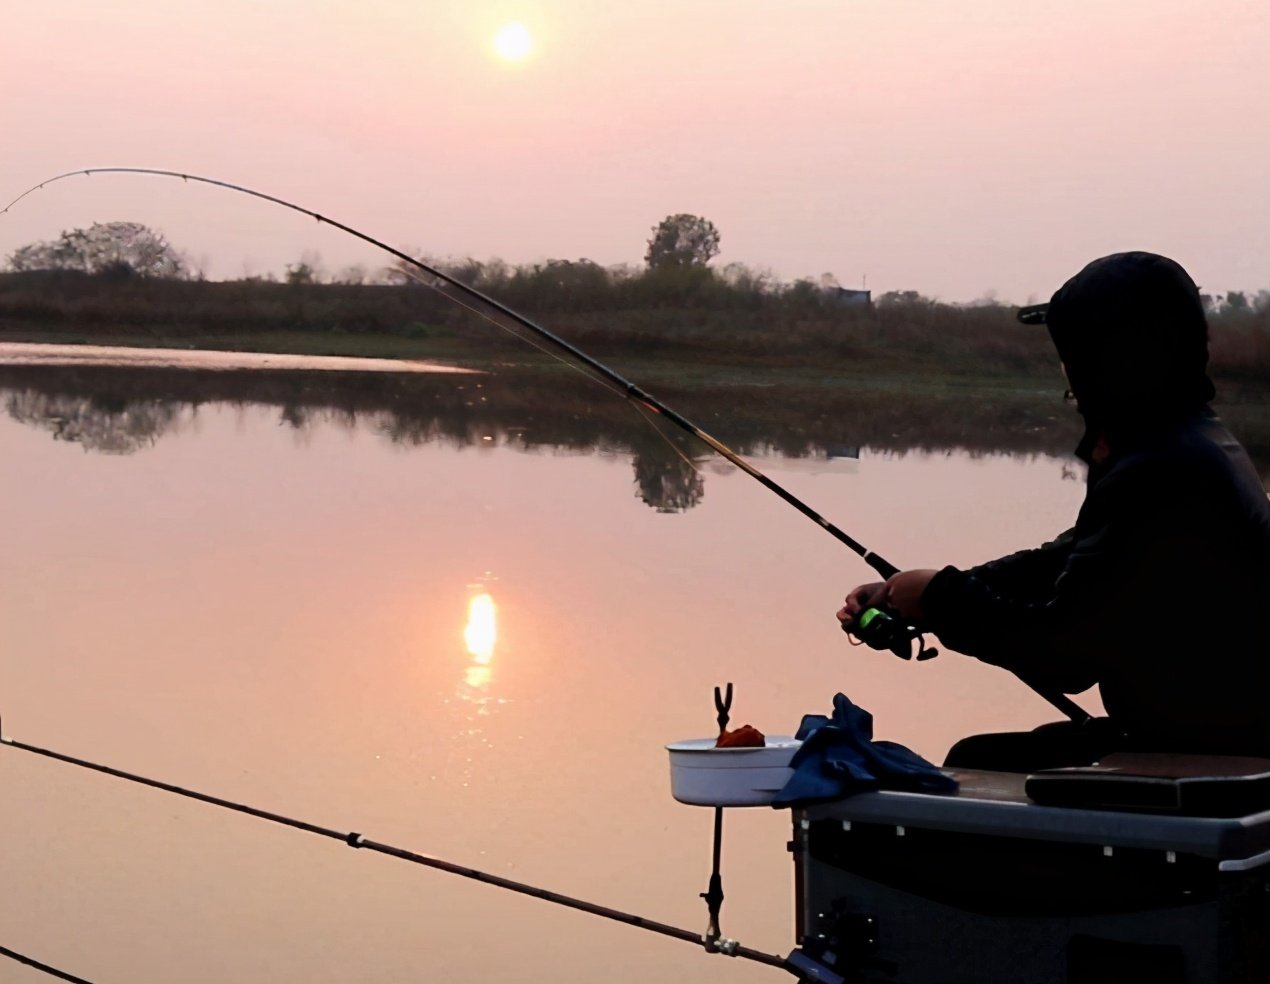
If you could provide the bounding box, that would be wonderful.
[0,325,1265,402]
[2,335,1267,480]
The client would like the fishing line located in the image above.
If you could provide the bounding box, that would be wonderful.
[1,167,897,578]
[396,263,695,470]
[0,726,790,973]
[394,265,631,404]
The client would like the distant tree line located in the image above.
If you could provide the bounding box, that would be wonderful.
[8,215,1270,318]
[3,216,1268,390]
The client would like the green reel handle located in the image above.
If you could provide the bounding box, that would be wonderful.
[845,607,939,662]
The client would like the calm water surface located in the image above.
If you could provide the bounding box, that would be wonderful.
[0,351,1109,983]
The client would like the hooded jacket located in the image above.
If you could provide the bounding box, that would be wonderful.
[920,253,1270,754]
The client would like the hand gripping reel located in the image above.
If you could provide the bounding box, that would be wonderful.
[844,607,939,662]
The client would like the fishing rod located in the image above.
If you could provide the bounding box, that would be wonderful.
[1,167,1089,722]
[0,721,795,977]
[2,168,896,578]
[0,943,96,984]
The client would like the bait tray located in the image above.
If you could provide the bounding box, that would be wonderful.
[666,737,801,807]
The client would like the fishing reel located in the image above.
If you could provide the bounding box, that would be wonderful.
[843,607,938,662]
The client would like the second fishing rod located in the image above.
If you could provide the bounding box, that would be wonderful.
[3,167,1087,721]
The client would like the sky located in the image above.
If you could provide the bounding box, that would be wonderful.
[1,0,1267,302]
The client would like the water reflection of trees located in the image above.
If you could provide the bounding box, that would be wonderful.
[1,364,1266,503]
[630,433,705,513]
[4,389,188,454]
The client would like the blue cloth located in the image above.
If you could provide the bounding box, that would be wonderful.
[770,693,958,808]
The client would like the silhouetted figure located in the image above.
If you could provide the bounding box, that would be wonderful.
[839,252,1270,770]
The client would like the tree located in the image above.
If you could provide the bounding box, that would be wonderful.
[285,250,325,285]
[285,261,320,285]
[876,290,931,306]
[7,221,187,279]
[645,214,720,271]
[1225,290,1250,313]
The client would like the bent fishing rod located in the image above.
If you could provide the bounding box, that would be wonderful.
[3,167,896,579]
[1,168,1089,723]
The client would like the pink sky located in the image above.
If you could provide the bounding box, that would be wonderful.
[1,0,1267,301]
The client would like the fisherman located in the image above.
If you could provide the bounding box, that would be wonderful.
[838,251,1270,772]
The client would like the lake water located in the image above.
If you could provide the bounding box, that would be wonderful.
[0,345,1163,983]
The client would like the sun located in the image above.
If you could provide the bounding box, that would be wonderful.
[493,22,533,62]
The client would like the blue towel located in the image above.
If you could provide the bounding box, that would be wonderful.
[771,693,958,808]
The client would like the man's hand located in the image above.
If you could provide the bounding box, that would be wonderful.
[837,569,940,627]
[837,581,887,627]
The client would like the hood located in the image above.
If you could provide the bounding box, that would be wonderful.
[1044,252,1215,456]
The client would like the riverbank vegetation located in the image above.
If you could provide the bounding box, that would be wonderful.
[1,263,1267,391]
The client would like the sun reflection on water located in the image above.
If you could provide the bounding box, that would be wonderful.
[464,592,497,666]
[459,591,500,716]
[464,664,492,689]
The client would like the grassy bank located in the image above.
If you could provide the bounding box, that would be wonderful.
[4,269,1268,385]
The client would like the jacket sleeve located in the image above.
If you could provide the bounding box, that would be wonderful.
[919,463,1157,695]
[960,529,1075,599]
